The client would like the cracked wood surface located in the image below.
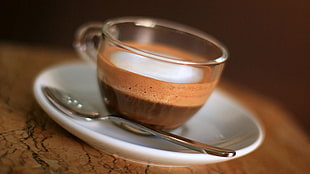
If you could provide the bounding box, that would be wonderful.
[0,42,309,174]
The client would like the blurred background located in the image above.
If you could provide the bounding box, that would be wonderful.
[1,0,309,134]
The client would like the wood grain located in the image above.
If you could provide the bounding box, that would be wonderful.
[0,42,309,173]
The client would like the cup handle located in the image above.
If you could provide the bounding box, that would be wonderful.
[74,23,103,65]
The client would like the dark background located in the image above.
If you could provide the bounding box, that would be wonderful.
[1,0,309,133]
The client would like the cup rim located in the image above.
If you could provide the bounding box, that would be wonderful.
[102,17,228,65]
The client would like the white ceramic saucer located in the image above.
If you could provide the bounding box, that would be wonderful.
[33,61,264,166]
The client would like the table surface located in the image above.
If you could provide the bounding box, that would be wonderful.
[0,42,309,174]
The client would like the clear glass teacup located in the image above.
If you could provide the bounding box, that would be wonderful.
[74,17,228,130]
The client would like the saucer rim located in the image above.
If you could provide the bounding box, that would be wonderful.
[33,61,264,166]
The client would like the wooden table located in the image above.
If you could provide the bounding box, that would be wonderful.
[0,42,309,173]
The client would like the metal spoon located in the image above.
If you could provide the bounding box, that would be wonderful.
[42,86,236,157]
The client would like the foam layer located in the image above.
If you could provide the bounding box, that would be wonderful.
[110,51,203,83]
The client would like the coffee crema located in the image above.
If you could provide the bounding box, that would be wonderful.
[97,43,219,130]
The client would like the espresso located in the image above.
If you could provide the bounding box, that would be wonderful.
[99,82,202,130]
[97,43,219,130]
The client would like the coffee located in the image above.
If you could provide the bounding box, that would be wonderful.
[97,43,219,130]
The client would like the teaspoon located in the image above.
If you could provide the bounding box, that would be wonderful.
[42,86,236,157]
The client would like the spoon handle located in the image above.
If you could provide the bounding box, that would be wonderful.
[101,115,236,157]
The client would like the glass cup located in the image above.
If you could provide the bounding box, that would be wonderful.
[74,17,228,131]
